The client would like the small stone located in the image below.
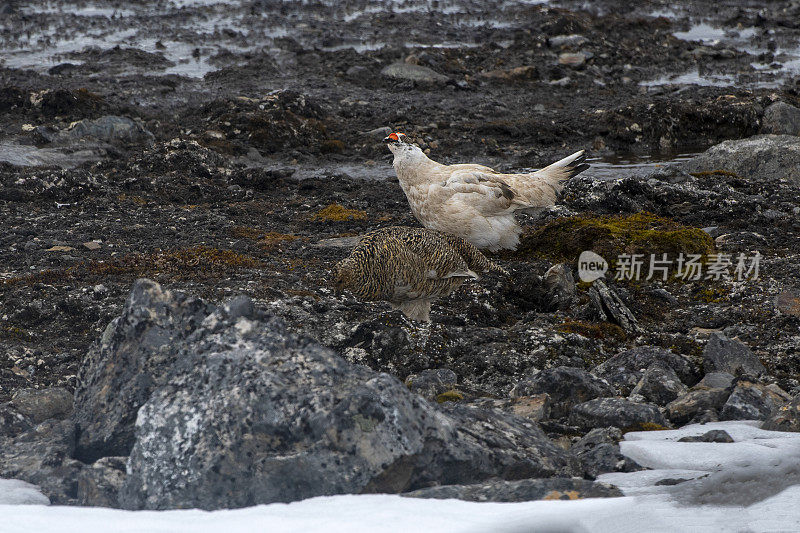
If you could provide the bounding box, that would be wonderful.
[760,101,800,136]
[775,290,800,317]
[678,429,734,443]
[695,372,735,390]
[83,241,101,251]
[381,62,449,84]
[569,398,668,431]
[10,387,73,424]
[762,393,800,432]
[571,427,642,478]
[45,245,74,252]
[509,394,551,421]
[77,456,127,507]
[0,403,33,438]
[365,126,392,140]
[511,367,614,419]
[543,264,576,311]
[549,34,588,47]
[593,346,697,396]
[703,333,766,376]
[405,368,458,402]
[629,362,688,406]
[666,388,730,425]
[558,52,588,66]
[720,380,789,421]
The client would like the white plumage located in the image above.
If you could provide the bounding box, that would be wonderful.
[384,133,589,251]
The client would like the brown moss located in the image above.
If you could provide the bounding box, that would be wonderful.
[436,390,464,403]
[2,247,259,288]
[230,227,297,250]
[696,287,729,303]
[622,422,671,434]
[320,139,345,154]
[312,203,367,222]
[512,212,714,264]
[689,170,743,180]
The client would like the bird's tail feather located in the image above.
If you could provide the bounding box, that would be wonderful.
[520,149,589,209]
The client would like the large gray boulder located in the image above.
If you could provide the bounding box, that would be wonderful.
[682,135,800,185]
[73,280,215,462]
[702,332,766,377]
[81,280,573,510]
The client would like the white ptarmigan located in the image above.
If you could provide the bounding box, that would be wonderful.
[384,132,589,251]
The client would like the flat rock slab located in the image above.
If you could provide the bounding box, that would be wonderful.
[682,134,800,185]
[403,477,622,502]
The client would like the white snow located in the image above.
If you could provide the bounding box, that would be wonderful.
[2,421,800,532]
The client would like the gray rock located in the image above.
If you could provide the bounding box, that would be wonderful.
[760,102,800,136]
[543,263,576,311]
[665,388,731,425]
[593,346,697,396]
[720,380,789,421]
[0,479,50,505]
[629,362,688,406]
[364,126,392,140]
[549,34,588,48]
[107,280,574,510]
[588,280,642,334]
[569,398,667,431]
[0,419,83,505]
[703,332,766,377]
[682,135,800,185]
[762,393,800,432]
[44,116,155,145]
[381,62,449,84]
[0,403,33,438]
[696,372,735,390]
[775,289,800,317]
[10,387,73,424]
[558,52,588,66]
[571,427,642,478]
[77,456,127,507]
[405,368,458,402]
[511,367,615,419]
[403,477,621,502]
[678,430,734,443]
[73,279,216,462]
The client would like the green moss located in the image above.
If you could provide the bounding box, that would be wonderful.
[0,326,30,341]
[436,390,464,403]
[312,203,367,222]
[696,287,729,303]
[512,212,714,264]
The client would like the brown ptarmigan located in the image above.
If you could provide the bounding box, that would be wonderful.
[333,226,506,322]
[384,132,589,251]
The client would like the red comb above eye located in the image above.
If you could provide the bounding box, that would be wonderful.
[388,133,399,140]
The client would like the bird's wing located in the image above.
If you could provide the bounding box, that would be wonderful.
[440,169,533,210]
[395,229,476,280]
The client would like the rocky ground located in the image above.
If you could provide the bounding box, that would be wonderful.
[1,0,800,510]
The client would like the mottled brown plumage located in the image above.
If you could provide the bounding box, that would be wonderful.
[333,226,507,321]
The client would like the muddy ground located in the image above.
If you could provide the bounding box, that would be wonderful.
[1,0,800,406]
